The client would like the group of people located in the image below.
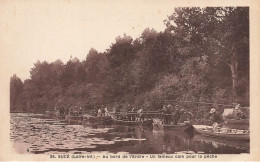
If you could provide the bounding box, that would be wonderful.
[126,105,145,121]
[114,104,145,121]
[97,106,110,117]
[55,106,83,116]
[95,103,189,124]
[161,104,188,125]
[208,103,246,131]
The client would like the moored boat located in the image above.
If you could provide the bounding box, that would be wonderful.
[65,115,83,120]
[226,119,249,124]
[112,118,142,126]
[193,134,250,150]
[193,125,249,141]
[163,123,192,131]
[152,118,191,131]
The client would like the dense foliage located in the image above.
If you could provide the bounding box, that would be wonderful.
[10,7,249,116]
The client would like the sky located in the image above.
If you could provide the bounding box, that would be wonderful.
[0,0,178,81]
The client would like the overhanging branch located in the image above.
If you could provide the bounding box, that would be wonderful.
[217,57,230,66]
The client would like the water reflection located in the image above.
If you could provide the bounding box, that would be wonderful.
[10,113,249,154]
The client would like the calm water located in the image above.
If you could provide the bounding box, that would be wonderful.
[10,113,249,154]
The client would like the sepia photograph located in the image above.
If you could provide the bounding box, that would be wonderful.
[1,0,260,161]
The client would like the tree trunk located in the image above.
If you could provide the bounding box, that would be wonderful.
[229,56,238,97]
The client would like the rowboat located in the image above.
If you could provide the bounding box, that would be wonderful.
[193,134,250,150]
[152,118,191,131]
[142,119,153,127]
[65,115,83,120]
[194,125,249,141]
[163,124,192,131]
[112,118,142,126]
[226,119,249,124]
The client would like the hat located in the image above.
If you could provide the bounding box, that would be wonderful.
[235,104,241,110]
[210,108,216,114]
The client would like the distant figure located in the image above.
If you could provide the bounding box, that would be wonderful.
[131,107,136,121]
[127,105,132,121]
[101,106,106,117]
[79,107,82,116]
[115,106,121,119]
[55,109,60,116]
[209,108,224,131]
[60,106,64,115]
[165,104,172,124]
[173,105,181,125]
[65,107,69,115]
[104,107,109,117]
[161,105,167,123]
[233,104,243,119]
[137,108,144,121]
[97,109,102,117]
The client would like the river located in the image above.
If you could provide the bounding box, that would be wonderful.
[10,113,249,154]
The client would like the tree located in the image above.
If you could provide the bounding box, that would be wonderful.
[10,75,23,111]
[84,48,108,83]
[166,7,249,99]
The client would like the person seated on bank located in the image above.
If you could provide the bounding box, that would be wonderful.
[165,104,172,124]
[209,108,225,131]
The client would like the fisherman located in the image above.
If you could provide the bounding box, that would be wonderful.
[79,107,83,116]
[101,105,106,116]
[165,104,172,124]
[209,108,225,131]
[137,108,144,121]
[104,107,109,117]
[131,106,137,121]
[115,105,121,119]
[161,105,167,123]
[173,105,181,125]
[127,104,132,121]
[233,103,244,119]
[97,108,102,117]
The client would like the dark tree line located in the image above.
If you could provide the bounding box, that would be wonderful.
[10,7,249,114]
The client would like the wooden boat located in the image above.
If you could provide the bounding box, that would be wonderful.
[112,118,142,126]
[142,119,153,127]
[226,119,249,124]
[163,123,192,131]
[152,118,191,131]
[194,125,249,141]
[65,114,83,120]
[193,134,250,149]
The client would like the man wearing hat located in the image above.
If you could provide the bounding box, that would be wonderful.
[209,108,224,131]
[233,103,244,119]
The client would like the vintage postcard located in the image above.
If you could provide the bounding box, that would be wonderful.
[0,0,260,161]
